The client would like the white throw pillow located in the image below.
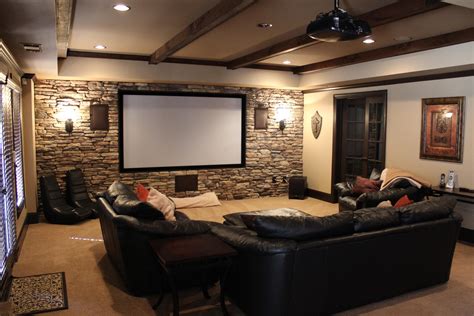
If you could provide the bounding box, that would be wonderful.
[377,200,392,208]
[147,188,176,221]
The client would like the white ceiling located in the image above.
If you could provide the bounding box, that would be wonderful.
[261,5,474,66]
[0,0,57,76]
[0,0,472,76]
[70,0,220,54]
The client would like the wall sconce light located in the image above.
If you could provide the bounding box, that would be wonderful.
[275,107,291,132]
[65,119,74,133]
[57,98,80,134]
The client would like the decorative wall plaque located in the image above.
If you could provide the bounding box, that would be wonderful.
[311,110,322,139]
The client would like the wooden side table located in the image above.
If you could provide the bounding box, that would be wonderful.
[149,234,237,316]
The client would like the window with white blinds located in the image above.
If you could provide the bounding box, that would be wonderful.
[12,91,24,211]
[0,84,17,280]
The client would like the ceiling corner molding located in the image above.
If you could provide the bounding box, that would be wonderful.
[226,0,448,70]
[55,0,75,58]
[149,0,256,64]
[0,40,24,86]
[294,28,474,74]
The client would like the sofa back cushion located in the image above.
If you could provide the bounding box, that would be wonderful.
[113,195,165,220]
[398,197,456,224]
[240,212,354,241]
[354,208,400,233]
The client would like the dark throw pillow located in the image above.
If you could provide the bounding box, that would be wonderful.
[240,212,354,241]
[223,208,311,227]
[105,180,136,204]
[354,208,400,232]
[352,176,382,194]
[113,195,165,220]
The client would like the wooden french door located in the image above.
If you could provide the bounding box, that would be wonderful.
[334,91,387,183]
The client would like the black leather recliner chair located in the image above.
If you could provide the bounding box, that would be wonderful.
[66,169,99,217]
[40,175,92,224]
[97,181,215,296]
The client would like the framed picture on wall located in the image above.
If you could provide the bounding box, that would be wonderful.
[420,96,464,163]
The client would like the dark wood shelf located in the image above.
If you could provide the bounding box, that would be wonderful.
[432,186,474,199]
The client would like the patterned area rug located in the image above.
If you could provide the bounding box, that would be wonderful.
[9,272,68,315]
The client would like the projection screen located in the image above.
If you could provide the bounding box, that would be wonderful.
[119,91,246,171]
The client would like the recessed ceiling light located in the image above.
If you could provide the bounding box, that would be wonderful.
[363,38,375,44]
[282,60,291,65]
[257,23,273,29]
[113,3,130,11]
[394,36,413,42]
[94,44,107,50]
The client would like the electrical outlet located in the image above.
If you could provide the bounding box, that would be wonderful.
[272,176,277,183]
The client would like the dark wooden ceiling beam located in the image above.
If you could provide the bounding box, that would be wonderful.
[149,0,255,64]
[55,0,75,58]
[294,27,474,74]
[226,0,448,69]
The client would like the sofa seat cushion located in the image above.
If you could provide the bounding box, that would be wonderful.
[223,208,310,227]
[354,208,400,232]
[399,197,456,224]
[240,212,354,241]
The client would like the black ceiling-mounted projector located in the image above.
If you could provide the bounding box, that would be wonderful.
[306,0,371,42]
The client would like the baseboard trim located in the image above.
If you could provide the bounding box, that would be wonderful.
[25,212,39,224]
[306,188,336,203]
[459,227,474,244]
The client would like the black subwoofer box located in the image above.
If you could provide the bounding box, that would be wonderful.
[288,176,307,199]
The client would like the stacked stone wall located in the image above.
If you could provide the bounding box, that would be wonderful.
[35,80,304,200]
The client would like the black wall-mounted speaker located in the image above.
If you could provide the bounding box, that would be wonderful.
[288,176,307,199]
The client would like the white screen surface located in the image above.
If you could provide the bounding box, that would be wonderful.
[121,94,244,170]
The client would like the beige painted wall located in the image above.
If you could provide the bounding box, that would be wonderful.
[51,57,301,89]
[303,76,474,193]
[299,42,474,89]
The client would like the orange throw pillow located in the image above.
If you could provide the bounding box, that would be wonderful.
[394,195,413,208]
[135,183,149,202]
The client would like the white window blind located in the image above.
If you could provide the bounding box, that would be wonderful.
[12,91,24,211]
[0,84,17,281]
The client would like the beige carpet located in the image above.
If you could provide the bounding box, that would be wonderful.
[13,197,474,315]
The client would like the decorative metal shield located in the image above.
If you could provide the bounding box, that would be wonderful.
[311,110,322,139]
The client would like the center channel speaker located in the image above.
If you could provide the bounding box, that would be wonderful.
[288,176,307,199]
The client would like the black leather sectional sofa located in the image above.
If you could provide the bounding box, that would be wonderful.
[212,198,462,316]
[96,181,461,315]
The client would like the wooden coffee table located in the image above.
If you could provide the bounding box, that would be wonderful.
[149,234,237,316]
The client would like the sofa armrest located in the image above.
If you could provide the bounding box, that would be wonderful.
[211,224,297,254]
[356,187,416,209]
[334,182,354,197]
[113,215,210,236]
